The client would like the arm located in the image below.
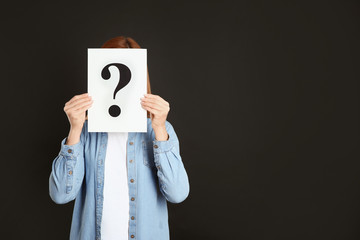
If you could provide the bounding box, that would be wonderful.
[153,121,190,203]
[49,124,87,204]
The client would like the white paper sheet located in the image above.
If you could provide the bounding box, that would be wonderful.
[87,48,147,132]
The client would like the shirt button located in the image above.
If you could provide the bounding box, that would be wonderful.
[154,145,158,149]
[129,159,133,163]
[69,170,73,175]
[131,235,135,238]
[131,216,135,220]
[130,179,134,183]
[68,149,72,153]
[131,197,135,201]
[129,141,134,145]
[157,165,160,170]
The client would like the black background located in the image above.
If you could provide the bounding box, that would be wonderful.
[1,1,359,239]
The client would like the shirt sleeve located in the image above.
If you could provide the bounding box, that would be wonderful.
[152,121,190,203]
[49,123,87,204]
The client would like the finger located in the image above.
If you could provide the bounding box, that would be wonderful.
[65,97,92,111]
[143,94,164,102]
[144,93,161,100]
[141,97,168,107]
[141,99,170,113]
[65,99,91,112]
[66,93,90,106]
[74,101,93,113]
[141,100,163,111]
[141,105,160,115]
[68,93,89,103]
[66,94,90,106]
[72,100,93,111]
[66,100,92,113]
[141,97,169,111]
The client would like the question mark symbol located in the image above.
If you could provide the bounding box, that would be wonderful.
[101,63,131,117]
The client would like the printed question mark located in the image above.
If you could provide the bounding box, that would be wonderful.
[101,63,131,117]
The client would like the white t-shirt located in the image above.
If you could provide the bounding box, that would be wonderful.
[101,132,129,240]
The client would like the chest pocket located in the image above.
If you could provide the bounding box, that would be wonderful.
[142,140,155,169]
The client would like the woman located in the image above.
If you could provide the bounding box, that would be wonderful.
[49,36,190,240]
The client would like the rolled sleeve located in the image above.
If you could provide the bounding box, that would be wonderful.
[49,122,87,204]
[152,134,175,154]
[152,121,190,203]
[59,137,83,159]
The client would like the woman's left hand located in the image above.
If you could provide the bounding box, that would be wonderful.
[140,94,170,129]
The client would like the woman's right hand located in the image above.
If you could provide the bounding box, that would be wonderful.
[64,93,93,130]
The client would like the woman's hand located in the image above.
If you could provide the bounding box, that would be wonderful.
[64,93,93,130]
[140,94,170,140]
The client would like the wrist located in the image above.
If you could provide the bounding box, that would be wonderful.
[153,125,168,141]
[70,124,83,132]
[66,127,82,145]
[153,125,166,131]
[152,122,166,129]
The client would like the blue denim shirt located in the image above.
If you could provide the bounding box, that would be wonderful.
[49,118,190,240]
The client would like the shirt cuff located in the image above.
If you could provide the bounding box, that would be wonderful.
[60,137,82,159]
[152,134,174,153]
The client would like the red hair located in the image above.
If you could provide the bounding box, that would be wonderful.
[101,36,151,118]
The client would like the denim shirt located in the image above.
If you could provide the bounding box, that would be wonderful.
[49,118,190,240]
